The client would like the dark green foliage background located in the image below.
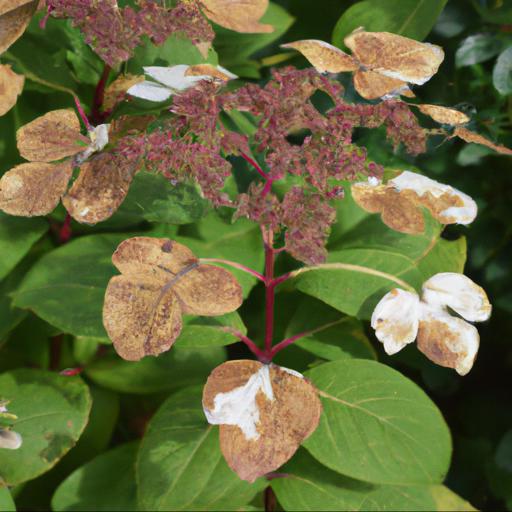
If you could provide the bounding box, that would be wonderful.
[1,0,512,510]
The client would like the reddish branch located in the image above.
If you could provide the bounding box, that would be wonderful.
[91,64,111,124]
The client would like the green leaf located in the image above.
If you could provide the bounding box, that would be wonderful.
[113,171,210,226]
[85,345,226,394]
[429,485,477,511]
[131,34,218,73]
[303,360,452,485]
[272,449,438,511]
[493,46,512,96]
[455,34,503,68]
[178,312,246,349]
[332,0,448,48]
[0,486,16,511]
[0,213,47,281]
[52,442,139,512]
[292,247,423,319]
[473,1,512,24]
[295,207,466,319]
[137,386,266,511]
[285,296,375,361]
[214,2,295,76]
[13,234,127,338]
[0,370,91,486]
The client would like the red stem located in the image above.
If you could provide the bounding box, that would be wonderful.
[199,258,265,281]
[59,213,72,244]
[270,319,344,358]
[223,328,268,362]
[74,96,92,131]
[91,64,111,124]
[240,152,267,180]
[263,234,275,357]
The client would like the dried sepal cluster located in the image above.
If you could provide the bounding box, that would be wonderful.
[0,64,24,117]
[0,0,37,54]
[283,29,444,99]
[45,0,272,67]
[103,237,243,361]
[371,273,491,375]
[202,360,321,482]
[0,109,146,223]
[352,170,477,234]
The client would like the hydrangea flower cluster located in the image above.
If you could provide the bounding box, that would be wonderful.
[117,67,429,264]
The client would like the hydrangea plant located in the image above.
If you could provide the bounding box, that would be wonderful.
[0,0,510,510]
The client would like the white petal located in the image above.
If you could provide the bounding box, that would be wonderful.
[144,65,207,91]
[127,81,172,102]
[0,429,22,450]
[203,365,274,440]
[371,289,420,355]
[389,170,477,225]
[418,306,479,375]
[89,124,109,152]
[422,272,492,322]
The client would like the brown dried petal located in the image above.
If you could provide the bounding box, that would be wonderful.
[200,0,274,33]
[203,360,322,482]
[111,237,198,279]
[454,127,512,156]
[281,40,359,73]
[17,109,90,163]
[103,237,243,360]
[417,104,470,125]
[0,160,72,216]
[62,153,138,224]
[103,275,183,361]
[185,64,234,81]
[352,184,425,234]
[103,74,144,112]
[0,64,24,117]
[173,265,243,316]
[345,30,444,85]
[353,70,413,100]
[0,0,37,54]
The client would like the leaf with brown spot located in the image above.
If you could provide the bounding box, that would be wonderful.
[202,360,322,482]
[16,109,90,163]
[62,152,139,224]
[200,0,274,33]
[103,74,144,111]
[103,237,243,361]
[417,104,470,125]
[345,30,444,86]
[453,127,512,156]
[0,64,24,116]
[0,0,37,54]
[280,40,359,73]
[353,70,413,100]
[0,161,72,216]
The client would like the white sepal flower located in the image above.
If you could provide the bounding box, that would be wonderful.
[76,123,110,164]
[371,272,491,375]
[371,289,420,355]
[127,64,237,102]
